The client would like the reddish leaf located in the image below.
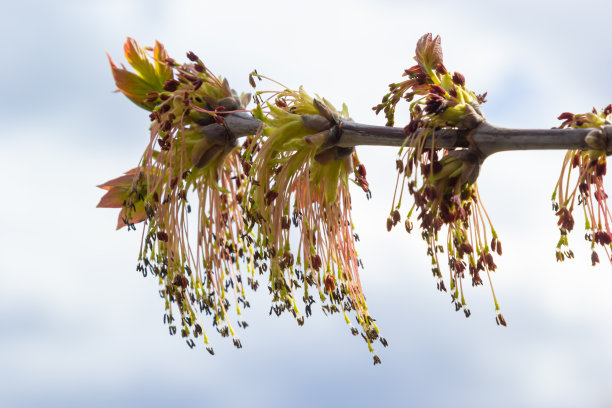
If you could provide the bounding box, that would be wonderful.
[107,54,158,110]
[116,205,148,230]
[153,40,173,85]
[124,37,158,87]
[415,33,443,73]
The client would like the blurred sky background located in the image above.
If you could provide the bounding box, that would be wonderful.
[3,0,612,407]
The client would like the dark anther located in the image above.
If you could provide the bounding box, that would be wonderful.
[281,216,291,230]
[435,63,447,75]
[476,92,488,104]
[592,251,600,266]
[163,79,180,92]
[430,84,446,96]
[265,190,278,205]
[396,159,404,173]
[160,120,172,133]
[404,119,419,134]
[392,210,401,225]
[405,219,413,233]
[452,72,465,86]
[186,51,199,62]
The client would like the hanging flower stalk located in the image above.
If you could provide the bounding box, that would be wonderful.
[243,75,384,361]
[553,106,612,266]
[374,33,506,325]
[99,38,254,353]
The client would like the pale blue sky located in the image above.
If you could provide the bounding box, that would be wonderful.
[2,1,612,407]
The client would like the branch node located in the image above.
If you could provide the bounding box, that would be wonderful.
[584,128,606,151]
[601,126,612,155]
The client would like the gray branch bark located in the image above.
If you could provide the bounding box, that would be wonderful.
[204,113,612,157]
[337,121,612,157]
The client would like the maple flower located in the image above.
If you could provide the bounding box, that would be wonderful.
[100,38,253,353]
[243,75,384,359]
[375,34,505,325]
[374,33,486,129]
[552,105,612,265]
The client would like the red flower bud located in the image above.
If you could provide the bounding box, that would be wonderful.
[404,119,419,134]
[186,51,199,62]
[324,274,336,293]
[358,164,367,178]
[435,63,447,75]
[452,72,465,86]
[163,79,180,92]
[393,210,401,225]
[591,251,600,266]
[265,190,278,205]
[430,84,447,96]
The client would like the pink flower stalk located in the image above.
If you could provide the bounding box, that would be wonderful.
[243,77,384,360]
[553,106,612,265]
[375,34,505,325]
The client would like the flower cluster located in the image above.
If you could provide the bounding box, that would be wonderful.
[552,106,612,265]
[100,38,253,353]
[373,34,487,129]
[242,75,384,362]
[100,39,383,361]
[375,34,505,325]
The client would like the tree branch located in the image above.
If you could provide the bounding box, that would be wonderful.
[205,113,612,156]
[337,121,612,156]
